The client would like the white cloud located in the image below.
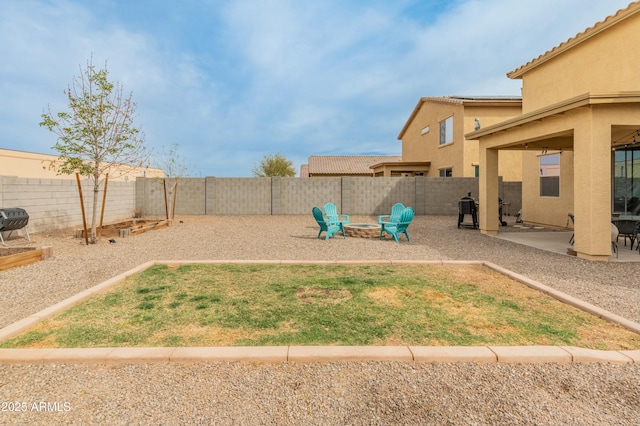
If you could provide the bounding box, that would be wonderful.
[0,0,633,176]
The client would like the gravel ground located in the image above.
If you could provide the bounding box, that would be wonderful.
[0,214,638,425]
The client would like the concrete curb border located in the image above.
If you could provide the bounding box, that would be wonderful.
[0,260,638,365]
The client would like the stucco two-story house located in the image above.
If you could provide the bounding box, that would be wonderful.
[380,96,522,180]
[469,1,640,261]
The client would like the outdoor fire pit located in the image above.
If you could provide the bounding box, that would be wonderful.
[343,223,381,238]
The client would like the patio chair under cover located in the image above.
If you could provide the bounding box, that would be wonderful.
[612,218,638,249]
[323,203,350,227]
[378,203,405,225]
[312,207,345,240]
[380,207,414,243]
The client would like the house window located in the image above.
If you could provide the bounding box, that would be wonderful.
[439,167,452,177]
[613,148,640,214]
[421,125,430,135]
[540,153,560,197]
[439,116,453,145]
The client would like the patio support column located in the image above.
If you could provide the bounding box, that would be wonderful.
[479,146,499,235]
[573,114,611,261]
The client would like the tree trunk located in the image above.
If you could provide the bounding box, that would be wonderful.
[90,179,100,244]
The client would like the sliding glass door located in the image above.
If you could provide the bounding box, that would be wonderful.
[613,148,640,215]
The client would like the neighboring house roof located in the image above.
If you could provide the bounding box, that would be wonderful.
[308,155,401,176]
[508,1,640,78]
[397,96,522,139]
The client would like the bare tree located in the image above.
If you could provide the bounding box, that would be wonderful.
[153,143,189,220]
[40,57,149,244]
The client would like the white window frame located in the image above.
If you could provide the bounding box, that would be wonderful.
[439,116,453,145]
[439,167,452,177]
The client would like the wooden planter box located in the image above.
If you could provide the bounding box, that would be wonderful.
[76,219,171,239]
[0,246,52,271]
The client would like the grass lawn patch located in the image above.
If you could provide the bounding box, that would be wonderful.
[2,264,639,349]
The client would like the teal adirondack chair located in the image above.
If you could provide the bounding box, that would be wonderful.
[380,207,414,243]
[378,203,405,225]
[312,207,345,240]
[323,202,350,227]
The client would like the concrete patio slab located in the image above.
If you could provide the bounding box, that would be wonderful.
[288,346,413,362]
[409,346,497,363]
[489,346,573,363]
[493,230,640,262]
[171,346,289,363]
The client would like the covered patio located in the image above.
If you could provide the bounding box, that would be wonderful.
[471,93,640,261]
[466,2,640,261]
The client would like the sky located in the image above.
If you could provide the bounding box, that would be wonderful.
[0,0,633,177]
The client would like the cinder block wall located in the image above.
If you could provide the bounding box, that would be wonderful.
[0,175,135,233]
[278,177,342,214]
[501,181,522,216]
[209,178,271,215]
[134,176,520,217]
[0,176,522,234]
[347,177,416,215]
[137,178,208,216]
[423,177,479,214]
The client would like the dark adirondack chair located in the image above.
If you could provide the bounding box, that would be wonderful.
[312,207,344,240]
[380,207,414,243]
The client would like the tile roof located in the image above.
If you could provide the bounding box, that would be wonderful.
[308,155,402,175]
[508,1,640,78]
[398,96,522,139]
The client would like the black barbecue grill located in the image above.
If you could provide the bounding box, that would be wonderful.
[457,193,478,229]
[0,208,31,246]
[457,194,507,229]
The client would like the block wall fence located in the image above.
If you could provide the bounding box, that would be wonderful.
[0,175,135,234]
[0,175,521,234]
[136,176,522,218]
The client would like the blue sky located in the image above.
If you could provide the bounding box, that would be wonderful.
[0,0,632,177]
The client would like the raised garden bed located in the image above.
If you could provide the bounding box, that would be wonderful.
[0,247,52,271]
[76,219,170,239]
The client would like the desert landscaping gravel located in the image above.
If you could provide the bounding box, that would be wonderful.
[0,215,638,425]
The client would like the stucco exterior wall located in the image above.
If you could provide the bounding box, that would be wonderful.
[401,101,464,169]
[463,105,523,182]
[520,12,640,113]
[401,100,522,180]
[521,150,574,227]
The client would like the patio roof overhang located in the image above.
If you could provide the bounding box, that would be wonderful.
[473,91,640,261]
[465,92,640,151]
